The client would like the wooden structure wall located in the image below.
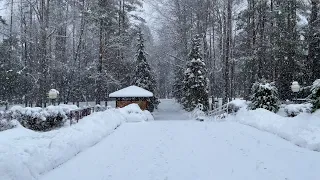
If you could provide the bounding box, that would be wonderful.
[113,97,152,110]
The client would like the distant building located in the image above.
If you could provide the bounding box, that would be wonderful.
[108,86,154,111]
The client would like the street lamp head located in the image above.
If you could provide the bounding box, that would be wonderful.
[48,89,59,99]
[291,81,300,93]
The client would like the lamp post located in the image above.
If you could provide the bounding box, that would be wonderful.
[291,81,300,103]
[48,89,59,105]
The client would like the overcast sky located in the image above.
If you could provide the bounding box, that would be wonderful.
[139,2,161,41]
[0,1,158,27]
[0,1,159,40]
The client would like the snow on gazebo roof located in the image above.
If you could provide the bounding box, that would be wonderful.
[109,85,153,98]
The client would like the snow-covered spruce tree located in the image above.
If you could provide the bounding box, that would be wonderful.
[249,80,280,113]
[308,79,320,112]
[132,30,158,111]
[182,34,209,112]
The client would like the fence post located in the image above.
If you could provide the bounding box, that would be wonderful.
[70,107,98,125]
[5,101,9,111]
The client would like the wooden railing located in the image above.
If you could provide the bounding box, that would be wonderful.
[70,107,95,123]
[69,106,110,124]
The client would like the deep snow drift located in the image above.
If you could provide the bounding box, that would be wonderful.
[0,104,153,180]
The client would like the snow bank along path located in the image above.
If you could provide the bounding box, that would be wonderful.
[41,101,320,180]
[0,105,152,180]
[231,108,320,151]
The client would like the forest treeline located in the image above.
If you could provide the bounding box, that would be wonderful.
[0,0,319,107]
[152,0,319,102]
[0,0,151,106]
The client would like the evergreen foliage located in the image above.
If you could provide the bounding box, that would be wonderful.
[1,0,319,107]
[0,0,144,106]
[181,35,209,112]
[249,80,280,113]
[132,30,158,111]
[236,0,304,100]
[309,79,320,112]
[172,67,184,103]
[308,0,320,82]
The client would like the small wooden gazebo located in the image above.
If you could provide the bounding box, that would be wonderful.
[108,86,154,110]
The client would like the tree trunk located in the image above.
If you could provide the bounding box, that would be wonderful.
[96,19,104,105]
[224,0,232,102]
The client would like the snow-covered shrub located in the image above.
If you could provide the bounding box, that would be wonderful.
[228,99,247,114]
[309,79,320,112]
[8,105,75,131]
[57,104,79,114]
[249,80,280,113]
[42,106,68,130]
[118,103,152,122]
[57,104,79,119]
[1,108,21,131]
[0,110,18,131]
[94,104,107,112]
[0,105,81,131]
[284,103,312,117]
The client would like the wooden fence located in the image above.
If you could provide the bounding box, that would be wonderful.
[69,106,108,124]
[70,107,94,123]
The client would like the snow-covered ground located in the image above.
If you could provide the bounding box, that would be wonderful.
[40,121,320,180]
[230,108,320,151]
[0,105,151,180]
[39,99,320,180]
[2,99,320,180]
[153,99,190,120]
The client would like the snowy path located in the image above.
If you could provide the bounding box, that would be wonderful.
[40,100,320,180]
[152,99,190,120]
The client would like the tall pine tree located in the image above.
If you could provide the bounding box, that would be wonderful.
[308,0,320,82]
[182,35,209,112]
[132,30,157,111]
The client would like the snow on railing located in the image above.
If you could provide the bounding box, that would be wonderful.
[191,104,206,121]
[207,99,230,119]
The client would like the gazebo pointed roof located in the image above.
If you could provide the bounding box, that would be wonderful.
[109,85,153,98]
